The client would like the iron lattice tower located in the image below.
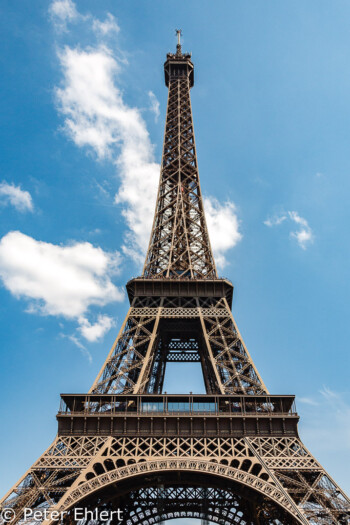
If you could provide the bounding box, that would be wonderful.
[1,35,349,525]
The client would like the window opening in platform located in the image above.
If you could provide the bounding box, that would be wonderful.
[141,400,164,413]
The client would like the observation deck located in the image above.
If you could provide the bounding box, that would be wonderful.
[57,393,299,438]
[126,278,234,308]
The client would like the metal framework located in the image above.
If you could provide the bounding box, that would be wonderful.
[1,35,349,525]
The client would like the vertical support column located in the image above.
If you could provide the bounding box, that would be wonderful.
[197,300,225,395]
[133,301,163,393]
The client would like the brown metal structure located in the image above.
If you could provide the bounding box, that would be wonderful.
[1,34,349,525]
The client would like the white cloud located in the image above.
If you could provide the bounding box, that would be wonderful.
[297,387,350,494]
[66,334,92,363]
[300,387,350,453]
[264,214,287,227]
[0,182,33,212]
[204,197,242,268]
[298,396,319,406]
[320,386,342,403]
[55,45,160,259]
[288,211,314,249]
[49,0,79,31]
[290,228,313,249]
[148,91,160,121]
[0,231,123,338]
[78,314,114,342]
[92,13,120,36]
[318,387,350,450]
[264,210,313,250]
[56,46,121,158]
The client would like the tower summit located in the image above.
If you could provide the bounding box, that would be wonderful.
[143,32,207,279]
[164,30,194,87]
[1,35,349,525]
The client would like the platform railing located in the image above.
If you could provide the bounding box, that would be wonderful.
[58,394,297,418]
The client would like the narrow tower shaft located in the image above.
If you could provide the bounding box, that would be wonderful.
[143,46,217,279]
[88,43,266,397]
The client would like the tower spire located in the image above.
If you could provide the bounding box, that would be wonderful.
[143,38,216,279]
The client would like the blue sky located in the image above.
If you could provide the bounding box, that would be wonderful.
[0,0,349,501]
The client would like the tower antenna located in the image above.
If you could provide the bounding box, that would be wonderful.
[175,28,182,54]
[175,28,182,45]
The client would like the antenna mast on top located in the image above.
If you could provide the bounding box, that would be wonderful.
[175,28,182,55]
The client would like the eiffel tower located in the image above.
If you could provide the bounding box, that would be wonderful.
[1,33,349,525]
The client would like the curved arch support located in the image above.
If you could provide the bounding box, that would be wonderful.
[54,459,307,525]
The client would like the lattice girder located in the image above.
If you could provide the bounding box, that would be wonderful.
[2,434,349,525]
